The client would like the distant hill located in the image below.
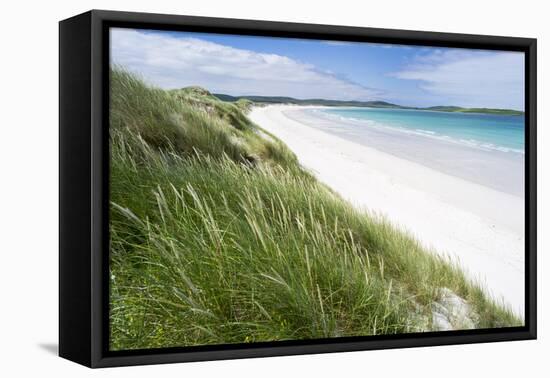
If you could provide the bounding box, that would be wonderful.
[213,94,407,109]
[213,93,524,115]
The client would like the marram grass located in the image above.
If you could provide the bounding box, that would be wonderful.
[109,68,521,351]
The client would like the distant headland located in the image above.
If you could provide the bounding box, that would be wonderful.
[213,93,524,116]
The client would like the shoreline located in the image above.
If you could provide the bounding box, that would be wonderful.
[249,104,525,316]
[284,106,525,197]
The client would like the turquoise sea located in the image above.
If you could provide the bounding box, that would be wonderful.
[317,107,525,155]
[284,106,525,196]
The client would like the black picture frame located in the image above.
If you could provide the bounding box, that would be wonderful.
[59,9,537,368]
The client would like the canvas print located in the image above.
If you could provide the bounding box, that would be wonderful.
[108,27,525,351]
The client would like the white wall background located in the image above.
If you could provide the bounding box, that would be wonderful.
[0,0,546,376]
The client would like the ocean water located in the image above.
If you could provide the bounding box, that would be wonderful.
[284,107,525,196]
[317,107,525,155]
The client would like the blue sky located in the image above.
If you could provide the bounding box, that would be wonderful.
[111,28,525,110]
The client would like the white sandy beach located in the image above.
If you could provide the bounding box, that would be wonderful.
[249,104,525,316]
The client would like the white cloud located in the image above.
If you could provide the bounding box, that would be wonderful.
[110,28,381,101]
[391,49,525,110]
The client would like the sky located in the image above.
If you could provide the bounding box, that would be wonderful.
[110,28,525,110]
